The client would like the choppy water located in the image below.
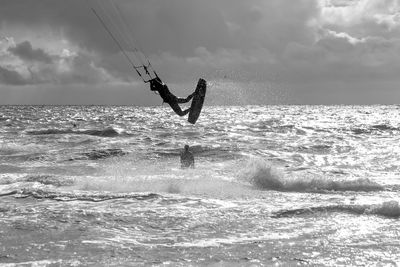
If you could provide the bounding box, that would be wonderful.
[0,105,400,266]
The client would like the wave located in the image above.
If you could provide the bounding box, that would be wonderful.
[2,188,160,202]
[272,201,400,219]
[296,144,332,154]
[352,124,399,135]
[26,126,121,137]
[69,148,127,161]
[248,120,306,135]
[371,124,399,131]
[24,175,75,186]
[80,127,120,137]
[0,174,74,187]
[191,145,242,159]
[0,143,45,156]
[26,128,74,135]
[241,158,384,192]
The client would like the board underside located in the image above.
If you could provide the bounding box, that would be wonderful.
[188,78,207,124]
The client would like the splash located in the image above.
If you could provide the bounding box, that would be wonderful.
[239,158,284,190]
[70,155,254,198]
[240,158,384,192]
[76,173,250,198]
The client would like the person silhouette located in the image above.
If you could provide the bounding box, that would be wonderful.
[180,144,194,168]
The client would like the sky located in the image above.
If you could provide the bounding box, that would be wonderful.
[0,0,399,105]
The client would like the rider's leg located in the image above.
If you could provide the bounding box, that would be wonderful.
[168,102,190,116]
[176,93,195,104]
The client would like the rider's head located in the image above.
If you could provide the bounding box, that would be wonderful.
[184,144,189,151]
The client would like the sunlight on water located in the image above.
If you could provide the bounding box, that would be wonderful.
[0,105,400,265]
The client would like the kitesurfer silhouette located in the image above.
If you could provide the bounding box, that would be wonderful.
[89,2,206,120]
[150,77,195,116]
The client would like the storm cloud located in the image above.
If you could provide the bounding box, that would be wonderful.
[8,41,53,63]
[0,0,399,105]
[0,65,28,85]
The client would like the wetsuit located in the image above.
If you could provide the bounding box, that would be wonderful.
[150,78,194,116]
[180,149,194,168]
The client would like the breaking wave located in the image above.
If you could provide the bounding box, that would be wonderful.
[241,158,384,192]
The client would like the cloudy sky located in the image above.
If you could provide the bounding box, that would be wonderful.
[0,0,399,105]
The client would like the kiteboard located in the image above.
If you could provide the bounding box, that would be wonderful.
[188,78,207,124]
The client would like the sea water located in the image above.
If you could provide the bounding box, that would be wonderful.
[0,105,399,266]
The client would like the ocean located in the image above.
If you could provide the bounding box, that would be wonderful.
[0,105,399,266]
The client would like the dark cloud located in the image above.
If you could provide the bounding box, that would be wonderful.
[0,66,27,85]
[8,41,53,63]
[0,0,320,86]
[56,52,112,84]
[0,38,112,86]
[0,0,399,104]
[0,0,317,56]
[0,0,115,54]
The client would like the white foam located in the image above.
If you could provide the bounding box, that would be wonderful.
[0,259,80,267]
[240,158,383,192]
[173,232,299,248]
[201,198,238,209]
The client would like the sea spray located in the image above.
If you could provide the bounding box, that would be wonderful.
[73,156,253,197]
[239,158,284,190]
[241,158,384,192]
[284,172,384,192]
